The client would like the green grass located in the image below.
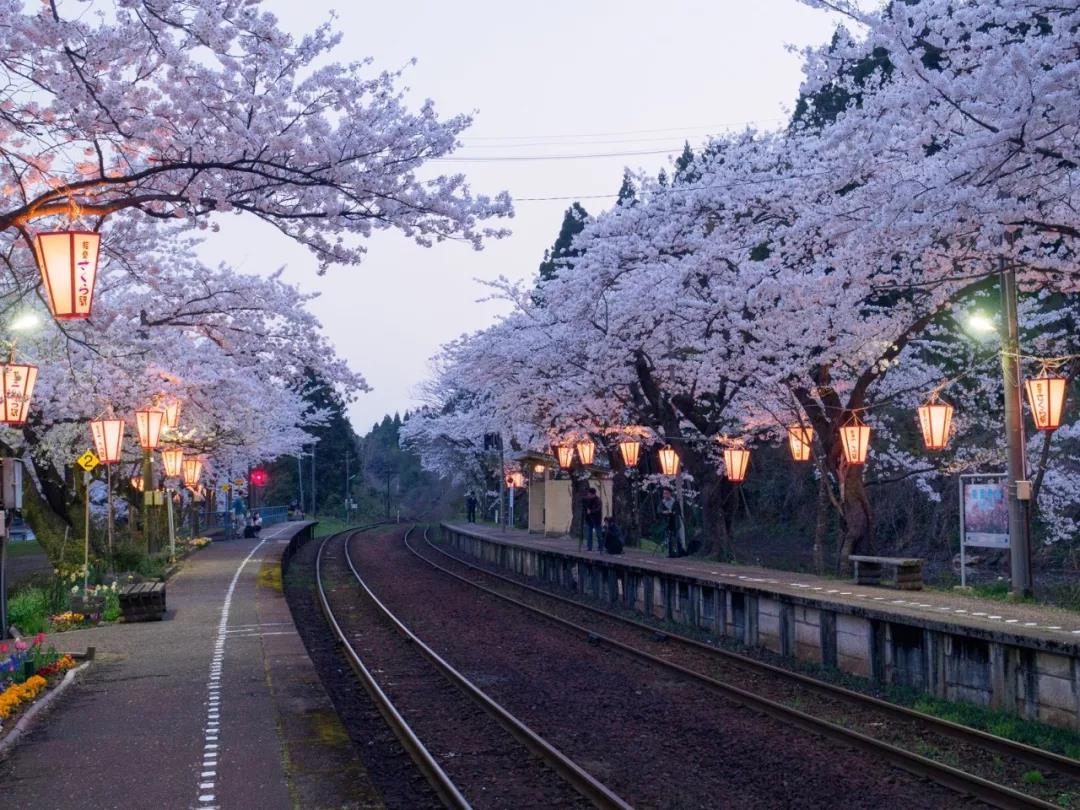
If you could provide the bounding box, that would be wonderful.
[6,539,47,559]
[7,587,50,634]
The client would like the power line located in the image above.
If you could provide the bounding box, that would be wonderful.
[461,119,786,142]
[432,147,685,163]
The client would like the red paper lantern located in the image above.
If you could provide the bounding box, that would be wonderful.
[724,447,751,483]
[658,445,680,476]
[917,399,954,450]
[840,416,871,465]
[34,231,101,320]
[90,418,124,464]
[161,447,184,478]
[135,407,165,450]
[182,457,204,488]
[1024,373,1068,431]
[576,439,596,466]
[0,363,38,425]
[787,425,813,462]
[619,439,641,468]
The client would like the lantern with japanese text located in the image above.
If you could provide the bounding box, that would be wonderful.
[161,447,184,478]
[163,399,182,430]
[576,439,596,466]
[658,445,680,476]
[34,231,101,320]
[135,407,165,450]
[555,445,574,469]
[182,457,204,489]
[840,415,871,465]
[1024,372,1068,432]
[0,362,38,425]
[787,425,813,462]
[917,398,954,451]
[724,447,751,483]
[618,439,641,468]
[90,418,124,464]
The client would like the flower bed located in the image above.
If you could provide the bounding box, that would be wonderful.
[0,635,78,730]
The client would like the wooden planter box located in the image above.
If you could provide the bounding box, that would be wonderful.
[118,583,166,622]
[70,595,106,618]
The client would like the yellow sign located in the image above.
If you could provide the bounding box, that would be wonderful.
[76,450,100,472]
[222,483,232,492]
[233,478,245,486]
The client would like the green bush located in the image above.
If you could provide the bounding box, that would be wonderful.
[8,587,49,634]
[103,589,121,622]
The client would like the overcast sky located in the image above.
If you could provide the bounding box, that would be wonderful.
[202,1,845,433]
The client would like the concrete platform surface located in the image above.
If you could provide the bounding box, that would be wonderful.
[444,522,1080,654]
[0,521,380,810]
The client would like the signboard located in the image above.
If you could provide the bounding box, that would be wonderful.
[962,478,1009,549]
[76,450,100,472]
[959,473,1008,588]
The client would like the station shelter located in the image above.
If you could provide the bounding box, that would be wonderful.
[516,452,612,536]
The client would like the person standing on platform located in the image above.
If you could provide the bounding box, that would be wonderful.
[582,487,603,551]
[603,516,624,555]
[466,491,478,523]
[660,487,683,557]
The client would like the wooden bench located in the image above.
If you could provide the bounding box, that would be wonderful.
[849,555,926,591]
[118,582,167,621]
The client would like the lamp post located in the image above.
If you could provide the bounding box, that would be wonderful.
[90,417,124,561]
[135,407,165,553]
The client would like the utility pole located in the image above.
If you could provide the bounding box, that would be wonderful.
[311,443,317,518]
[999,256,1034,597]
[344,454,349,522]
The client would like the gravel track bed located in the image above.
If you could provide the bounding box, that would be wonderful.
[351,529,979,809]
[283,531,442,810]
[419,535,1080,807]
[324,530,596,810]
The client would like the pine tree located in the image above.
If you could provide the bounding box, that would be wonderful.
[538,202,589,281]
[616,169,637,206]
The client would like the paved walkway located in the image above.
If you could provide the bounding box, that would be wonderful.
[0,521,380,810]
[446,522,1080,653]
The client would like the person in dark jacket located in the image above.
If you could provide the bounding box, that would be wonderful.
[582,487,603,551]
[466,492,478,523]
[659,487,683,557]
[603,516,624,555]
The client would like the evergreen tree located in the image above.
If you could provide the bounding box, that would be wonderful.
[616,169,637,206]
[538,203,589,281]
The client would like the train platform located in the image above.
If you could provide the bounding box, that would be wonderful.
[0,521,382,810]
[441,521,1080,729]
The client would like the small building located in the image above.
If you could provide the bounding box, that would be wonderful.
[517,452,612,536]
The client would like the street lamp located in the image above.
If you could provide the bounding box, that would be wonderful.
[134,407,165,553]
[182,456,203,488]
[724,447,750,483]
[90,417,125,560]
[161,447,184,478]
[840,414,871,465]
[555,445,574,470]
[163,399,182,430]
[658,445,680,477]
[1024,372,1068,431]
[618,439,641,468]
[575,439,595,466]
[0,361,38,426]
[33,231,101,320]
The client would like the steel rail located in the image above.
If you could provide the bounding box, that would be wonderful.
[315,528,470,810]
[413,528,1063,810]
[420,530,1080,782]
[330,526,633,810]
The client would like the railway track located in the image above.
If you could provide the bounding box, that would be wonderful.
[314,526,632,810]
[412,527,1079,810]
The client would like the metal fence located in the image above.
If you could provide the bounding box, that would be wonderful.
[203,504,291,534]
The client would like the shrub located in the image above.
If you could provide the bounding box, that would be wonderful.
[7,588,49,635]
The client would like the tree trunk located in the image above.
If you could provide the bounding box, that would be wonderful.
[837,466,874,574]
[813,475,831,575]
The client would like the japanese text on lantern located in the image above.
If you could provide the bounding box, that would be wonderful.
[77,239,92,310]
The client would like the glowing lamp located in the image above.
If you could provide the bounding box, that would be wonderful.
[250,468,268,487]
[787,425,813,462]
[135,407,165,450]
[618,440,641,468]
[34,231,101,320]
[724,447,750,483]
[90,418,124,464]
[917,399,954,450]
[533,463,545,474]
[658,445,680,476]
[506,472,525,488]
[840,416,871,465]
[1024,373,1068,432]
[130,476,144,492]
[163,399,182,430]
[0,363,38,425]
[556,445,574,469]
[161,447,184,478]
[576,439,596,466]
[182,457,203,488]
